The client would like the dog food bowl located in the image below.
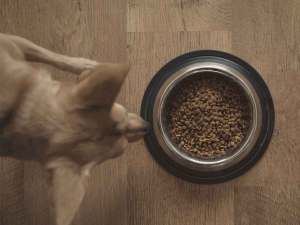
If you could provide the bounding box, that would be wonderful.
[141,50,274,183]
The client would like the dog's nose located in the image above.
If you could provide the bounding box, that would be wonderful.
[143,121,150,133]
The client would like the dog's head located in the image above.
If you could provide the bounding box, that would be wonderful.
[46,63,148,225]
[50,63,148,165]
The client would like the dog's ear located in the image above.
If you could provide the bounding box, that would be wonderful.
[46,159,91,225]
[71,63,129,109]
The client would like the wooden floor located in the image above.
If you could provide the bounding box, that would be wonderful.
[0,0,299,225]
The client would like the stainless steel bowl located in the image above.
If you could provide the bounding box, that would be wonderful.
[141,50,274,183]
[152,62,262,172]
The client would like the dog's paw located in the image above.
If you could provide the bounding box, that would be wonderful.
[77,58,99,70]
[68,57,99,73]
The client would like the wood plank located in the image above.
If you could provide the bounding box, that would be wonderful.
[231,0,273,186]
[272,0,300,72]
[0,158,24,225]
[127,0,232,32]
[234,186,300,225]
[231,2,300,224]
[231,0,300,188]
[232,0,274,75]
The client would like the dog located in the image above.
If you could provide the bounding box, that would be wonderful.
[0,33,149,225]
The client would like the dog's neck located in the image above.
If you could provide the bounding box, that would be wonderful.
[0,71,67,160]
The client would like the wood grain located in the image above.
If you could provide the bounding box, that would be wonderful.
[127,0,232,32]
[0,0,300,225]
[0,158,24,225]
[234,186,300,225]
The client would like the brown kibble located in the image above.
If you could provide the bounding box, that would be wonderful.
[166,73,251,159]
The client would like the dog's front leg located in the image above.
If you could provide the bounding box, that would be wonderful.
[1,33,99,74]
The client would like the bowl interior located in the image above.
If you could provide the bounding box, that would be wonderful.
[160,70,254,163]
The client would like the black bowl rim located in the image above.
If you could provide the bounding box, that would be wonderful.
[140,50,275,184]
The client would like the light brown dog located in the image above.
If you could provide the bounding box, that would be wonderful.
[0,33,148,225]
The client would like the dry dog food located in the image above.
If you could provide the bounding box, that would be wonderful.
[166,73,251,159]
